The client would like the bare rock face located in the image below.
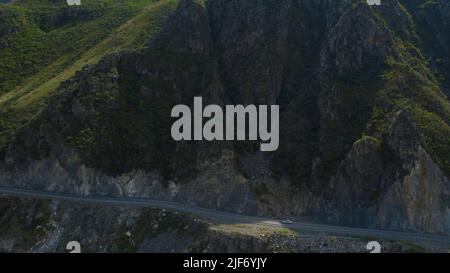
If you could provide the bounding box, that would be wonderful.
[319,2,394,79]
[378,111,450,234]
[378,146,450,234]
[325,137,387,227]
[327,111,450,234]
[314,2,394,186]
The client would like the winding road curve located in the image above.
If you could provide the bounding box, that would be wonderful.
[1,186,450,247]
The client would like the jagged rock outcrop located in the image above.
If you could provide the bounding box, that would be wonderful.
[327,111,450,234]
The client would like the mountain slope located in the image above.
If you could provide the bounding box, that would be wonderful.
[0,0,178,149]
[0,0,449,234]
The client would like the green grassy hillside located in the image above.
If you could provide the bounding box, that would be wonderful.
[0,0,179,149]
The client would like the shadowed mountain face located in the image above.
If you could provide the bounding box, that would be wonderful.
[0,0,449,234]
